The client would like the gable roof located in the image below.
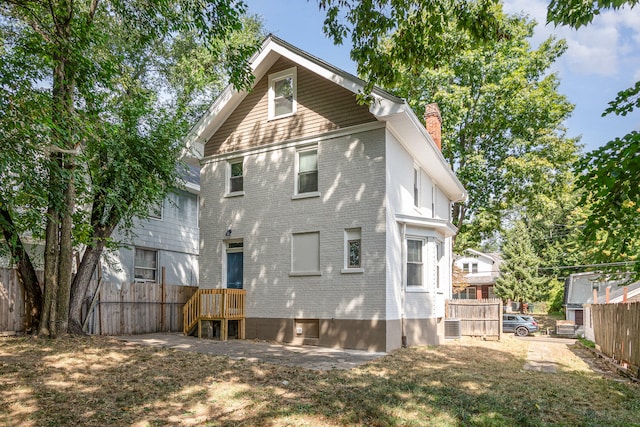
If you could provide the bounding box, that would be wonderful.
[184,34,466,203]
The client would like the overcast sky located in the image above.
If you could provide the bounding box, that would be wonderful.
[244,0,640,152]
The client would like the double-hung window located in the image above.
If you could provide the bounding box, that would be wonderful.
[296,148,318,195]
[406,239,424,287]
[268,67,297,119]
[134,248,158,282]
[148,201,163,220]
[228,159,244,195]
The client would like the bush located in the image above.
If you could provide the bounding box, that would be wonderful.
[546,279,565,314]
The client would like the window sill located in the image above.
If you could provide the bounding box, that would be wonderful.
[292,191,320,200]
[405,287,434,293]
[341,268,364,274]
[268,111,296,121]
[289,271,322,277]
[224,191,245,198]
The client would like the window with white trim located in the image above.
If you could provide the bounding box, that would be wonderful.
[406,238,424,287]
[227,158,244,195]
[268,67,297,119]
[296,148,318,195]
[291,232,320,275]
[342,228,363,273]
[134,248,158,282]
[148,201,163,220]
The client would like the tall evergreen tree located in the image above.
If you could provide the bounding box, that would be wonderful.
[495,221,549,311]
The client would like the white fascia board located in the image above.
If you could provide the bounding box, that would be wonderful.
[267,41,364,95]
[465,248,496,263]
[183,86,240,158]
[183,181,200,195]
[396,214,458,237]
[369,96,407,117]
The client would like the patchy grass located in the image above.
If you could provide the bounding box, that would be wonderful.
[1,335,638,426]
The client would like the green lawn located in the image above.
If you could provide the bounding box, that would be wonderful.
[1,335,638,426]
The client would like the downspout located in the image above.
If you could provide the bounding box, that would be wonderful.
[401,222,407,347]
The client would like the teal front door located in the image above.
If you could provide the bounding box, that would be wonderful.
[227,251,243,289]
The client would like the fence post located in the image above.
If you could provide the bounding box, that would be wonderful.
[161,267,166,332]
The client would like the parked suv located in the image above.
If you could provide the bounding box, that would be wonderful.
[503,314,539,336]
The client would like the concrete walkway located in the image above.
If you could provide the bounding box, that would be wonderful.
[116,333,386,371]
[518,336,577,373]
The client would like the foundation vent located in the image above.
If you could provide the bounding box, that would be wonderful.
[444,319,461,339]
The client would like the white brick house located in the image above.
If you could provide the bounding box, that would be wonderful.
[187,35,466,351]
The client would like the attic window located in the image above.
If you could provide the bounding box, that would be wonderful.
[268,67,297,119]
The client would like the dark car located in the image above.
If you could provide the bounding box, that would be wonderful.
[503,314,539,336]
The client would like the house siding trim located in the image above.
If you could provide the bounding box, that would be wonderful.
[201,121,385,165]
[396,214,458,237]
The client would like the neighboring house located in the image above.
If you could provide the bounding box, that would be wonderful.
[102,165,200,287]
[186,35,467,352]
[563,272,631,335]
[452,249,501,300]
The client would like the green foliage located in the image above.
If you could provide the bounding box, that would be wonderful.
[547,0,640,279]
[495,221,550,304]
[383,12,579,248]
[319,0,507,95]
[578,337,596,348]
[0,1,263,333]
[547,0,639,28]
[575,132,640,276]
[546,279,565,313]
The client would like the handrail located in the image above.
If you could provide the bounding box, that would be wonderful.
[183,289,246,335]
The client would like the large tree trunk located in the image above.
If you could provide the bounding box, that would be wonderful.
[39,204,60,337]
[56,170,75,334]
[0,208,43,331]
[68,237,107,335]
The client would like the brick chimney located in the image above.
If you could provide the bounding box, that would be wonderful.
[424,103,442,150]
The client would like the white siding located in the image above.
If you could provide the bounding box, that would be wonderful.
[385,130,454,321]
[105,189,200,287]
[455,254,495,274]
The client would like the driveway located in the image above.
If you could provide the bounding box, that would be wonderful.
[116,333,386,371]
[517,335,578,373]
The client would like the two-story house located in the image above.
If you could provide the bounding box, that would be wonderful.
[453,249,501,300]
[103,165,200,288]
[187,35,467,352]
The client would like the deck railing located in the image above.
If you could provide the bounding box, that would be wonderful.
[183,288,246,337]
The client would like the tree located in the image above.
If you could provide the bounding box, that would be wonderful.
[387,12,579,247]
[547,0,640,278]
[319,0,507,96]
[495,221,549,311]
[0,1,261,336]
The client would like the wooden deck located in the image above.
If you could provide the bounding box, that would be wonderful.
[183,289,246,340]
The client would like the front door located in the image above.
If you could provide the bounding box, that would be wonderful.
[227,251,243,289]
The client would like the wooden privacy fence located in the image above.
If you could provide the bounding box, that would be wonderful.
[591,302,640,378]
[85,281,198,335]
[0,268,29,334]
[446,298,502,338]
